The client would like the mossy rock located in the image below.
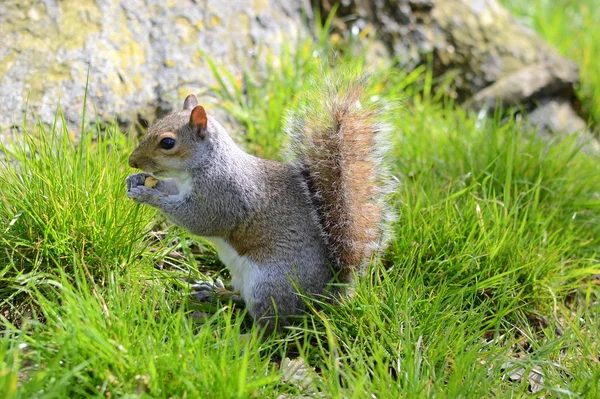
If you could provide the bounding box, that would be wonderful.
[0,0,309,133]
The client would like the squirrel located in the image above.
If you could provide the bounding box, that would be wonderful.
[126,76,396,334]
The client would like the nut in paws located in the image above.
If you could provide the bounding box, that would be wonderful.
[126,173,153,190]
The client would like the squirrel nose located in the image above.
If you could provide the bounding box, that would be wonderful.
[129,157,138,169]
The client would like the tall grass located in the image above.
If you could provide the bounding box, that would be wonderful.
[0,114,155,315]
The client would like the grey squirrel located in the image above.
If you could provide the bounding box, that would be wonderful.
[126,76,396,334]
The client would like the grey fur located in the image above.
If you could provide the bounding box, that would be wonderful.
[127,79,395,335]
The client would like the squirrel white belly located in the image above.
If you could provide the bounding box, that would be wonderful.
[126,76,396,334]
[204,237,262,305]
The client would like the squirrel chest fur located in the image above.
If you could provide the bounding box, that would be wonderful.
[126,78,395,334]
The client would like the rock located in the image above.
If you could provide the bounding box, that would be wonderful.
[280,357,315,393]
[1,0,593,140]
[526,98,587,135]
[464,62,578,112]
[527,98,599,154]
[0,0,311,133]
[319,0,589,134]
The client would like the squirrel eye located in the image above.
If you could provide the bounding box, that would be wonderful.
[159,137,176,150]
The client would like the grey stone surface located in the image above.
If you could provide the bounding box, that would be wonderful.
[320,0,588,135]
[1,0,594,141]
[0,0,311,134]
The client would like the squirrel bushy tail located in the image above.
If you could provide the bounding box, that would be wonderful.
[285,74,397,283]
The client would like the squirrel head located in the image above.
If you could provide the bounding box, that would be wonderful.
[129,94,221,177]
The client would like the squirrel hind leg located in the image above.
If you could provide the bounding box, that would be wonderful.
[249,280,305,336]
[191,278,244,306]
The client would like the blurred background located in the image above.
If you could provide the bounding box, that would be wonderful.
[0,0,597,140]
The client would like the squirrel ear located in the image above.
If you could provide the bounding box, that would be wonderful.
[183,94,198,110]
[189,105,208,137]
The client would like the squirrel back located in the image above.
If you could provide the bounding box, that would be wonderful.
[285,75,396,283]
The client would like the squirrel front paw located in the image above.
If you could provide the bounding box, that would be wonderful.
[126,173,166,206]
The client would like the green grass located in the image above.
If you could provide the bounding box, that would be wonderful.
[1,4,600,398]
